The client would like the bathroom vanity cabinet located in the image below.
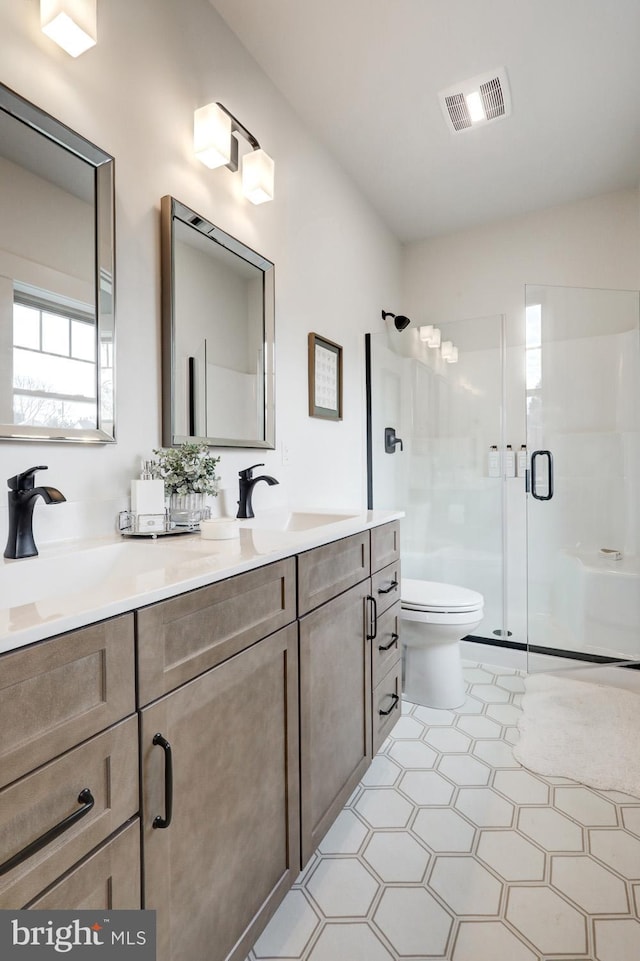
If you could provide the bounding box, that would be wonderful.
[137,560,299,961]
[298,523,401,864]
[0,517,401,961]
[0,615,140,909]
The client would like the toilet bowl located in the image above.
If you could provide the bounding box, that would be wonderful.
[401,578,484,709]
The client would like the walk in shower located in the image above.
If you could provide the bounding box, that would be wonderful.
[367,284,640,670]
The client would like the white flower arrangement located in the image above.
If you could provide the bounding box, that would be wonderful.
[152,443,220,497]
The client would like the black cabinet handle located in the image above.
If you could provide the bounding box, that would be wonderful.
[366,595,378,640]
[0,788,94,877]
[152,733,173,829]
[378,632,399,652]
[377,579,399,595]
[379,693,400,717]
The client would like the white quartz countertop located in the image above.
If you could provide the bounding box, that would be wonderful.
[0,508,403,655]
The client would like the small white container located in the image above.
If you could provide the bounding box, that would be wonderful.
[487,446,501,478]
[200,518,240,541]
[503,444,516,477]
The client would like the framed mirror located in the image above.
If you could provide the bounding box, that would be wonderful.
[161,196,275,449]
[0,83,115,443]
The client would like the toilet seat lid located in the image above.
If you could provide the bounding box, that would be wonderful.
[401,578,484,613]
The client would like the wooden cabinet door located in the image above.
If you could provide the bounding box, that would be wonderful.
[299,581,372,865]
[140,624,299,961]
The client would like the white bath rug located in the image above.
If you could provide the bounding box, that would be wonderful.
[514,673,640,799]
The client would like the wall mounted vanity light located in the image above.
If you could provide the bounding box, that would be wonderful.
[40,0,97,57]
[381,310,411,331]
[441,340,460,363]
[194,101,274,204]
[419,325,441,348]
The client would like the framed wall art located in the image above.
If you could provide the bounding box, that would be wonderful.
[308,333,343,420]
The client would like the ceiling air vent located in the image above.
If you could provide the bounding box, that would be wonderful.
[439,67,511,134]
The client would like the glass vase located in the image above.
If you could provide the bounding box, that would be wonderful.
[169,492,209,528]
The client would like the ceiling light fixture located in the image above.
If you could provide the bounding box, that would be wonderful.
[194,101,274,204]
[465,91,486,123]
[40,0,97,57]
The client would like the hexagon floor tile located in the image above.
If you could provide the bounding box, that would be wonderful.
[363,830,430,882]
[373,887,453,956]
[551,855,630,914]
[244,661,640,961]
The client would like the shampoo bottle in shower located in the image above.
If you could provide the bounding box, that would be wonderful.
[488,446,501,477]
[504,445,516,477]
[516,444,528,477]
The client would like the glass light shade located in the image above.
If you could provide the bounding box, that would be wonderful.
[242,149,275,205]
[194,103,232,169]
[419,325,434,342]
[446,346,459,363]
[428,327,441,348]
[40,0,96,57]
[441,340,454,361]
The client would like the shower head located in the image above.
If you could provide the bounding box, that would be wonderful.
[381,310,411,332]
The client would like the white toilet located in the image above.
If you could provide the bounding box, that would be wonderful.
[401,578,484,709]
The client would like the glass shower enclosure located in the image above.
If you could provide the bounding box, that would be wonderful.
[367,284,640,671]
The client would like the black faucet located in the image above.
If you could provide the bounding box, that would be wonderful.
[237,464,279,519]
[4,466,66,559]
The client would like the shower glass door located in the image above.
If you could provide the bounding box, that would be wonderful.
[367,314,507,643]
[525,284,640,671]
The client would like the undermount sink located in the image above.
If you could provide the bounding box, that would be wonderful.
[0,541,195,610]
[242,510,358,532]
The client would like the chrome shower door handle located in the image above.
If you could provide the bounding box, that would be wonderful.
[530,450,554,501]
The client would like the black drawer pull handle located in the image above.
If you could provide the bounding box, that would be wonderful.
[379,693,400,717]
[0,788,94,877]
[366,595,378,640]
[152,732,173,829]
[378,632,399,652]
[377,579,399,595]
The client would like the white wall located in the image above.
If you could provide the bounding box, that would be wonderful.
[402,189,640,646]
[0,0,401,546]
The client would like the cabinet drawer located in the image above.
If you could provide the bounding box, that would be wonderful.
[372,601,401,687]
[298,532,370,616]
[372,660,402,755]
[371,521,400,573]
[25,820,141,910]
[371,560,401,616]
[137,557,296,705]
[0,614,135,788]
[0,715,139,909]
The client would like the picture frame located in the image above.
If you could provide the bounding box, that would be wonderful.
[308,332,343,420]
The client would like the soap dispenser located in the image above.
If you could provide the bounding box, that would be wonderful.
[131,461,166,532]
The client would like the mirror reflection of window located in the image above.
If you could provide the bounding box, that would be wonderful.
[0,83,115,443]
[12,289,97,429]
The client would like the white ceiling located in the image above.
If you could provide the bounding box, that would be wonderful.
[210,0,640,242]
